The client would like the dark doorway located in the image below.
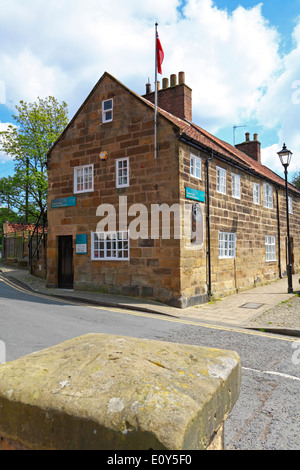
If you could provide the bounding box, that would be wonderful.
[58,236,74,289]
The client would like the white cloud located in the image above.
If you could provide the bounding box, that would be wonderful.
[0,0,298,176]
[261,144,285,176]
[255,15,300,174]
[161,1,281,130]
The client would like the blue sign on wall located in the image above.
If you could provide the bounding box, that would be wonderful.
[76,234,87,254]
[185,187,205,202]
[51,196,76,208]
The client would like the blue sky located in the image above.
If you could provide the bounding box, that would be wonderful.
[0,0,299,180]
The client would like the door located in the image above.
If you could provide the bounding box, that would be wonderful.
[58,236,74,289]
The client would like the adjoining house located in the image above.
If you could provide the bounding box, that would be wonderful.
[2,221,47,276]
[46,71,300,307]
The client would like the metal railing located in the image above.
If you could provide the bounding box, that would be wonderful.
[28,211,47,274]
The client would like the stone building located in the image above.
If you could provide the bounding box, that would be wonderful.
[46,71,300,307]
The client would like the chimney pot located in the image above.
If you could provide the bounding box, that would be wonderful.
[170,74,177,87]
[178,71,185,84]
[162,77,169,89]
[142,71,192,121]
[145,82,152,94]
[236,132,261,163]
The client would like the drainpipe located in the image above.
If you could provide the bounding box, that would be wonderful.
[206,151,213,299]
[276,188,282,278]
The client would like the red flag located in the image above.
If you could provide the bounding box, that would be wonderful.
[156,32,164,75]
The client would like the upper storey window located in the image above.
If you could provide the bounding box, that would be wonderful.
[74,164,93,193]
[263,183,273,209]
[102,99,113,123]
[116,157,129,188]
[231,173,241,199]
[190,154,201,179]
[288,196,293,214]
[216,166,226,194]
[253,183,260,205]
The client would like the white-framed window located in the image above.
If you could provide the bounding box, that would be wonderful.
[219,232,236,258]
[74,164,94,193]
[232,173,241,199]
[116,157,129,188]
[253,182,260,205]
[102,98,113,123]
[265,235,276,262]
[288,196,293,214]
[190,154,201,179]
[217,166,226,194]
[91,231,129,261]
[263,182,273,209]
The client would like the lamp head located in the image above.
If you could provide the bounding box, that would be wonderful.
[277,143,293,167]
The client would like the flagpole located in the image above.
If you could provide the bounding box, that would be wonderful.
[154,22,158,160]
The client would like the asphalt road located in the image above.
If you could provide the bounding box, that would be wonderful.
[0,274,299,450]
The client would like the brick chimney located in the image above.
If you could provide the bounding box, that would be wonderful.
[143,71,192,122]
[235,132,261,164]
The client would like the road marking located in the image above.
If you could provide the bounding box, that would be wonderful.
[0,275,81,306]
[242,366,300,382]
[0,273,298,343]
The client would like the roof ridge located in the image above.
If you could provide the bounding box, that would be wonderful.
[47,72,300,196]
[152,107,300,195]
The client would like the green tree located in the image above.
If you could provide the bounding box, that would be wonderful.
[0,96,68,222]
[292,171,300,191]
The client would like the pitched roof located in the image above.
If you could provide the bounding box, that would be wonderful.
[48,71,299,196]
[146,100,300,195]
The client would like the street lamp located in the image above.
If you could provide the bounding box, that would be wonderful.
[277,143,293,293]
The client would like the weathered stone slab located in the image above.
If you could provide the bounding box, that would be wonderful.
[0,334,241,450]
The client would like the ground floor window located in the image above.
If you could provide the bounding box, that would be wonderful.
[265,235,276,261]
[91,231,129,260]
[219,232,236,258]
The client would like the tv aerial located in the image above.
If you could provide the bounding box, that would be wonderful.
[233,125,247,146]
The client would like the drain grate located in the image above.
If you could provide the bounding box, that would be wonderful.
[239,302,264,309]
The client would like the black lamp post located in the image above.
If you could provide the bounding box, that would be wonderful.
[277,143,293,293]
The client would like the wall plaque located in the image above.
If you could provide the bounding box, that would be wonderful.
[185,187,205,202]
[51,197,76,209]
[76,234,87,254]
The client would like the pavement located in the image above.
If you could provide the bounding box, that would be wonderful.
[0,262,299,337]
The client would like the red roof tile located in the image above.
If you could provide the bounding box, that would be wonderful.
[48,72,299,196]
[142,96,300,195]
[4,222,47,234]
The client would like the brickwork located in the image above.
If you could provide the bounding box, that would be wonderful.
[47,72,300,308]
[235,133,261,163]
[143,73,192,122]
[178,142,300,303]
[178,144,207,306]
[47,73,181,304]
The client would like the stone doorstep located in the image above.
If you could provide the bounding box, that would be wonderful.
[0,334,241,450]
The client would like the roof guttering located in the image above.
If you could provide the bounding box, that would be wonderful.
[180,133,251,171]
[179,133,300,197]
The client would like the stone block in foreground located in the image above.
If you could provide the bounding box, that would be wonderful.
[0,334,241,450]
